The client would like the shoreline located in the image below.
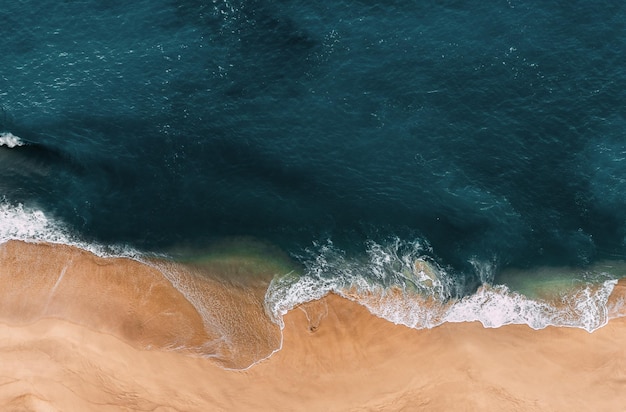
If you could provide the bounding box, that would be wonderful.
[2,239,626,410]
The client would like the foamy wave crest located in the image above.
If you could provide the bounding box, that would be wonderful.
[0,202,72,244]
[265,238,459,327]
[443,281,617,332]
[0,201,138,258]
[0,132,24,148]
[265,238,619,332]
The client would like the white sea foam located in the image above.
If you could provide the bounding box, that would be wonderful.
[267,272,618,333]
[265,237,458,328]
[0,202,71,244]
[0,201,138,258]
[0,132,25,148]
[264,239,621,333]
[443,281,617,332]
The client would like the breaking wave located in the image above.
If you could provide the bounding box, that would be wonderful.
[266,238,622,333]
[0,200,138,258]
[0,132,24,148]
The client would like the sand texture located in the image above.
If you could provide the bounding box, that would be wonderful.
[1,240,626,411]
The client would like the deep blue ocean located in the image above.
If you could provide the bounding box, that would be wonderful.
[2,1,626,314]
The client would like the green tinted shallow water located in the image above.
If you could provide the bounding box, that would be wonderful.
[495,261,626,300]
[164,237,302,283]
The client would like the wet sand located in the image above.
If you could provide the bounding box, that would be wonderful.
[1,240,626,411]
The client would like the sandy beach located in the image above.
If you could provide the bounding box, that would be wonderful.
[2,240,626,411]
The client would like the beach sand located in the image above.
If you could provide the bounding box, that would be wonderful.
[1,240,626,411]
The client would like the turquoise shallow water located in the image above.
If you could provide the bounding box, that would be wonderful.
[1,1,626,300]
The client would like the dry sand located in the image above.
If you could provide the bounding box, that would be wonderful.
[1,240,626,411]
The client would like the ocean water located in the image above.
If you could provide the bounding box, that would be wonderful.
[2,1,626,333]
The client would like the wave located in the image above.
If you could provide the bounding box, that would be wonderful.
[266,238,624,333]
[0,200,138,258]
[0,132,24,148]
[268,276,619,333]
